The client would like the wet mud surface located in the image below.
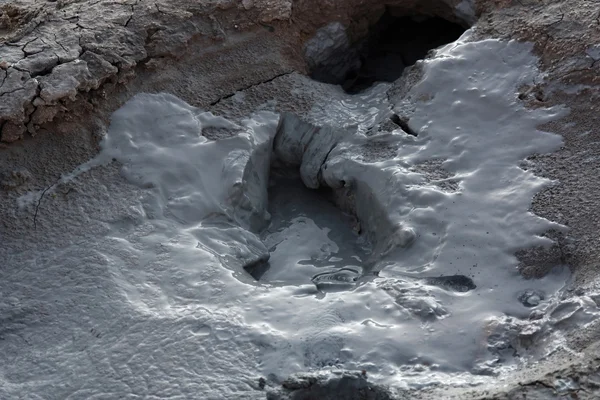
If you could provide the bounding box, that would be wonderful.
[2,0,600,399]
[258,173,370,287]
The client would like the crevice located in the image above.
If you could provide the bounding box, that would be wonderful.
[0,87,25,97]
[24,84,41,134]
[16,54,59,78]
[547,13,565,27]
[587,49,600,68]
[52,33,72,58]
[209,70,296,106]
[518,380,556,390]
[0,70,8,89]
[22,48,44,57]
[124,4,135,27]
[11,36,39,57]
[308,9,466,94]
[33,179,58,230]
[11,65,29,73]
[390,113,417,136]
[75,22,95,31]
[63,16,80,23]
[0,120,6,142]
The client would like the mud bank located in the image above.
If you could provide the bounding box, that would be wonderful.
[0,0,473,143]
[2,0,600,399]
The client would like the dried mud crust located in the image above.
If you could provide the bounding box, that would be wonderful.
[0,0,475,144]
[0,0,294,143]
[1,0,600,399]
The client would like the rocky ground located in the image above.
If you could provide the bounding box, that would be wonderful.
[1,0,600,398]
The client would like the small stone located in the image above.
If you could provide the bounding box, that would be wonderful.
[518,289,546,307]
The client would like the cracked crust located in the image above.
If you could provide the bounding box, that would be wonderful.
[0,0,295,142]
[0,0,472,143]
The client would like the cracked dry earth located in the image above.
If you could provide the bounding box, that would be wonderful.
[2,0,600,399]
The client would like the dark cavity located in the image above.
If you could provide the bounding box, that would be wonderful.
[311,10,466,94]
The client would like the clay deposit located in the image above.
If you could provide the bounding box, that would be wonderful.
[1,0,600,399]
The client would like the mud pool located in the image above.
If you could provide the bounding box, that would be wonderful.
[4,30,600,400]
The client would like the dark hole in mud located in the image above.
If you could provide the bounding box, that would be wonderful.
[390,113,418,136]
[309,10,466,94]
[243,255,271,281]
[424,275,477,293]
[346,13,466,93]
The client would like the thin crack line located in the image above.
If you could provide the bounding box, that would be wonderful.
[547,13,564,27]
[518,380,556,390]
[125,4,135,27]
[0,71,7,89]
[210,70,296,106]
[33,180,58,229]
[0,87,25,97]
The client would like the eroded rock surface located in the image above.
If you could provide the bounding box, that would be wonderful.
[0,0,474,143]
[0,0,288,142]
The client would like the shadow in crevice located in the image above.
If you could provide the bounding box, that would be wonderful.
[309,10,466,94]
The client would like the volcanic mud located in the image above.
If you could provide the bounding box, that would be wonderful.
[2,0,600,399]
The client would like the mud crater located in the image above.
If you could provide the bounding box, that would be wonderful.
[249,169,371,291]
